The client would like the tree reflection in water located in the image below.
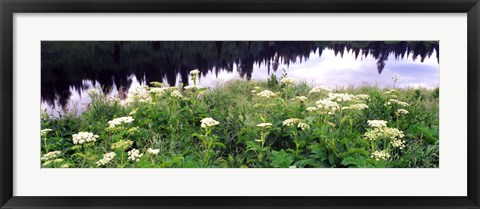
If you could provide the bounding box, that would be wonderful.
[41,41,439,109]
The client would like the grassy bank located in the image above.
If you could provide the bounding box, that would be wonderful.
[41,73,439,168]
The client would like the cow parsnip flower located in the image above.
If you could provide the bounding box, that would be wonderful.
[315,99,339,114]
[343,103,369,110]
[257,123,273,128]
[107,116,134,128]
[257,90,276,98]
[200,117,220,128]
[190,69,200,76]
[367,120,388,128]
[110,140,134,150]
[385,99,409,107]
[41,151,61,161]
[126,85,152,104]
[147,148,160,155]
[309,85,332,94]
[282,118,301,127]
[390,138,407,149]
[41,128,53,137]
[280,77,296,85]
[371,150,391,161]
[72,132,99,145]
[354,94,370,101]
[87,88,101,98]
[298,122,310,131]
[170,90,183,98]
[396,109,409,115]
[327,93,354,102]
[306,107,319,112]
[96,152,116,166]
[292,96,308,102]
[364,127,404,141]
[127,149,143,162]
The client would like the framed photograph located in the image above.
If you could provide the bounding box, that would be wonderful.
[1,0,479,208]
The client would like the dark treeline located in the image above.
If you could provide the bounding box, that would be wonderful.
[41,41,439,108]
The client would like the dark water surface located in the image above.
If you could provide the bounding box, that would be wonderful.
[41,41,439,114]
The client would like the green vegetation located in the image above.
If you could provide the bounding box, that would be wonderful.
[40,71,439,168]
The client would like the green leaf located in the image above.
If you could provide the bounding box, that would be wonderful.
[269,150,294,168]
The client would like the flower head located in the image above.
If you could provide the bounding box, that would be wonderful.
[371,150,391,161]
[327,93,354,102]
[41,128,53,137]
[147,148,160,155]
[309,86,331,94]
[367,120,388,128]
[96,152,116,166]
[111,140,134,150]
[190,69,200,76]
[282,118,301,127]
[257,123,273,128]
[200,117,220,128]
[292,96,307,102]
[257,90,276,98]
[72,132,99,145]
[298,122,310,131]
[396,109,409,115]
[41,151,61,161]
[280,77,296,85]
[343,103,369,111]
[127,149,143,162]
[107,116,134,129]
[170,90,183,98]
[385,99,409,107]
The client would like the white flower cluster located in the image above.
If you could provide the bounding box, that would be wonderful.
[364,127,404,141]
[96,152,116,166]
[108,116,134,128]
[87,88,101,98]
[41,128,53,137]
[149,87,167,96]
[297,122,310,131]
[170,90,183,98]
[126,85,152,104]
[257,90,276,98]
[291,96,308,102]
[41,151,61,161]
[327,93,354,102]
[111,140,134,150]
[306,107,319,112]
[190,69,200,76]
[200,117,220,128]
[390,138,406,149]
[367,120,387,128]
[371,150,391,161]
[184,85,202,90]
[280,77,296,85]
[147,148,160,155]
[315,99,340,114]
[72,132,99,145]
[396,109,409,115]
[354,94,370,101]
[127,149,143,162]
[257,123,273,128]
[385,99,409,107]
[343,103,369,110]
[384,89,399,95]
[42,158,64,166]
[282,118,301,127]
[309,85,332,94]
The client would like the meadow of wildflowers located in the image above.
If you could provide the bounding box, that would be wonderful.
[40,71,439,168]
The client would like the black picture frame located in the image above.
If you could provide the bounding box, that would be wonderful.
[1,0,479,208]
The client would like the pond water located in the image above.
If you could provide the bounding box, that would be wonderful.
[41,41,439,115]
